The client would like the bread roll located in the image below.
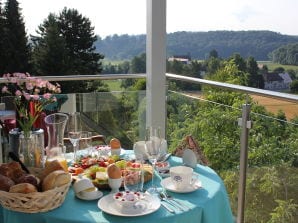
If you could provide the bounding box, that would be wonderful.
[110,138,121,149]
[9,183,37,193]
[0,174,15,192]
[0,161,25,182]
[42,170,71,191]
[16,174,40,188]
[40,160,65,180]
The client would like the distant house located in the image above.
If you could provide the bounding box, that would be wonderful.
[168,54,191,64]
[263,72,292,90]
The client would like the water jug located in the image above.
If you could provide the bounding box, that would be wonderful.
[44,113,68,171]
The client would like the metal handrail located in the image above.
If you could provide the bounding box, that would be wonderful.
[166,73,298,103]
[0,74,146,83]
[1,73,297,103]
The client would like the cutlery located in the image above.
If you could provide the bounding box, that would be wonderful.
[159,192,184,212]
[162,191,190,211]
[157,153,171,162]
[158,194,175,213]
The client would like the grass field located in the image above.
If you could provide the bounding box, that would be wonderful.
[258,61,298,74]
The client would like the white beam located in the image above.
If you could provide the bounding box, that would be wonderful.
[146,0,166,138]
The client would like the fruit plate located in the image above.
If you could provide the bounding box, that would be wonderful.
[98,193,160,216]
[69,156,153,190]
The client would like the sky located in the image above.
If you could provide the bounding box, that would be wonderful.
[15,0,298,38]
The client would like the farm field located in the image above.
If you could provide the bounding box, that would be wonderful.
[251,95,298,120]
[184,91,298,121]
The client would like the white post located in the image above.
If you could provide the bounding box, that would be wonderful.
[146,0,167,138]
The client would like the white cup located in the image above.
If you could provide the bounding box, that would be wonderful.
[170,166,198,190]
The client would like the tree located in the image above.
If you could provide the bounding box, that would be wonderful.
[229,53,246,72]
[246,56,264,88]
[0,1,6,73]
[121,53,146,88]
[209,49,218,58]
[1,0,31,73]
[129,53,146,73]
[273,67,285,73]
[31,7,104,93]
[271,43,298,65]
[31,14,68,75]
[290,80,298,93]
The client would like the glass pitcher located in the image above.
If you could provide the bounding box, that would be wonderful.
[44,113,68,171]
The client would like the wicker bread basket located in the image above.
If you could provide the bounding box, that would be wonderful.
[0,168,71,213]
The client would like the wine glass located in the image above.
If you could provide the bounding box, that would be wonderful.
[80,131,93,157]
[68,131,81,162]
[67,112,82,163]
[145,127,162,194]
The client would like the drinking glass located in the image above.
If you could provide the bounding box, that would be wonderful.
[145,127,162,194]
[67,112,82,162]
[123,155,144,192]
[68,131,81,162]
[80,131,93,157]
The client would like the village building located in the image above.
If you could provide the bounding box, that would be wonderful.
[263,72,292,91]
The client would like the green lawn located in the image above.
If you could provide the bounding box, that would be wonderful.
[258,61,298,73]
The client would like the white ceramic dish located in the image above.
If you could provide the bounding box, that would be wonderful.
[98,193,160,217]
[113,191,142,209]
[160,175,202,193]
[73,178,95,194]
[76,190,103,200]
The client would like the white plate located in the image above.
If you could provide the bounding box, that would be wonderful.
[98,193,160,217]
[160,176,202,193]
[76,190,103,200]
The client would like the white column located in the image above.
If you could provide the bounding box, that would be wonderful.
[146,0,166,138]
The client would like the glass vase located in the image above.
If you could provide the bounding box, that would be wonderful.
[19,131,35,167]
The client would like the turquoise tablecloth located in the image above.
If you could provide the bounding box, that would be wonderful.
[0,155,234,223]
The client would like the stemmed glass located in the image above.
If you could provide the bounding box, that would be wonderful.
[68,131,81,162]
[67,112,82,163]
[145,127,162,194]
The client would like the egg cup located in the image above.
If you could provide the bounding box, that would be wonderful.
[111,148,121,156]
[108,177,122,193]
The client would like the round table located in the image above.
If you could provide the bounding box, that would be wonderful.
[0,154,234,223]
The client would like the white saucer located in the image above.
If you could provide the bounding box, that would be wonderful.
[160,176,202,193]
[76,190,103,200]
[98,193,160,217]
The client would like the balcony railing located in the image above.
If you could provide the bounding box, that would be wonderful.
[0,74,297,223]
